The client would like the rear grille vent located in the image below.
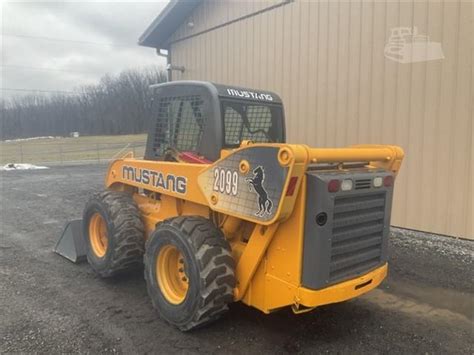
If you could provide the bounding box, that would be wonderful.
[329,192,386,283]
[355,178,372,189]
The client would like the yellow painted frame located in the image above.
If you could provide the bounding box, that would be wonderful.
[103,143,404,314]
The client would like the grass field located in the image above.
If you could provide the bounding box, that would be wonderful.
[0,134,147,165]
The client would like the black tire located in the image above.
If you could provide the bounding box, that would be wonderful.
[83,190,145,278]
[144,216,235,331]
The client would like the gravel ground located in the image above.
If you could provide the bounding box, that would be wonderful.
[0,164,472,354]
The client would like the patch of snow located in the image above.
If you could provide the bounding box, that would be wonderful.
[3,136,57,143]
[1,163,49,171]
[391,227,473,265]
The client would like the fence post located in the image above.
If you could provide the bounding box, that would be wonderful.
[19,144,24,163]
[59,144,63,164]
[96,143,100,163]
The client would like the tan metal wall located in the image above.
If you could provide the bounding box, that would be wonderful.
[168,0,473,239]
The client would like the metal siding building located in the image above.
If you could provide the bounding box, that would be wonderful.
[141,0,473,239]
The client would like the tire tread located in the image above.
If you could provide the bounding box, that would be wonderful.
[144,216,235,331]
[84,191,145,277]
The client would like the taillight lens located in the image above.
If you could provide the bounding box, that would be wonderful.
[328,179,340,192]
[383,175,394,187]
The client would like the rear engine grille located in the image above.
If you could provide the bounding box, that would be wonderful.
[329,192,386,282]
[355,178,372,190]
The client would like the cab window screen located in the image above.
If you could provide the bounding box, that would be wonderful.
[153,95,204,156]
[222,100,283,146]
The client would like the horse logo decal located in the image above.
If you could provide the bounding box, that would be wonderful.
[246,166,273,216]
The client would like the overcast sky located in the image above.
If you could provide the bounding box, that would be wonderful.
[1,1,168,98]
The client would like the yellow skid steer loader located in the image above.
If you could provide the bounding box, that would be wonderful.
[55,81,404,331]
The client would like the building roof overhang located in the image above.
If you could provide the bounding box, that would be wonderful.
[138,0,202,49]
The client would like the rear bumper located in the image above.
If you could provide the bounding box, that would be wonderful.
[296,263,387,308]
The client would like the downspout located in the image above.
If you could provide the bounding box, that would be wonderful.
[156,48,172,82]
[156,48,185,82]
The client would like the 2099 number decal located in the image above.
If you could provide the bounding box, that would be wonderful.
[213,168,238,196]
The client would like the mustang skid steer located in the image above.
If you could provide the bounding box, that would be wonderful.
[55,81,404,331]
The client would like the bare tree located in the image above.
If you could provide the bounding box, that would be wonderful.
[0,66,167,139]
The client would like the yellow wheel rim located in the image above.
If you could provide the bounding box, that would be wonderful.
[156,245,189,304]
[89,213,108,258]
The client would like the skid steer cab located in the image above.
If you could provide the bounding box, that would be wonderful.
[55,81,404,331]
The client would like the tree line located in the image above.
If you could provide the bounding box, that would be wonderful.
[1,66,167,140]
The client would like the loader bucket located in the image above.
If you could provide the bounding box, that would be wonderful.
[54,219,87,263]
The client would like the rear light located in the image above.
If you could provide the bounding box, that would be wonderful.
[341,179,353,191]
[328,179,340,192]
[285,176,298,196]
[383,175,394,187]
[373,177,383,187]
